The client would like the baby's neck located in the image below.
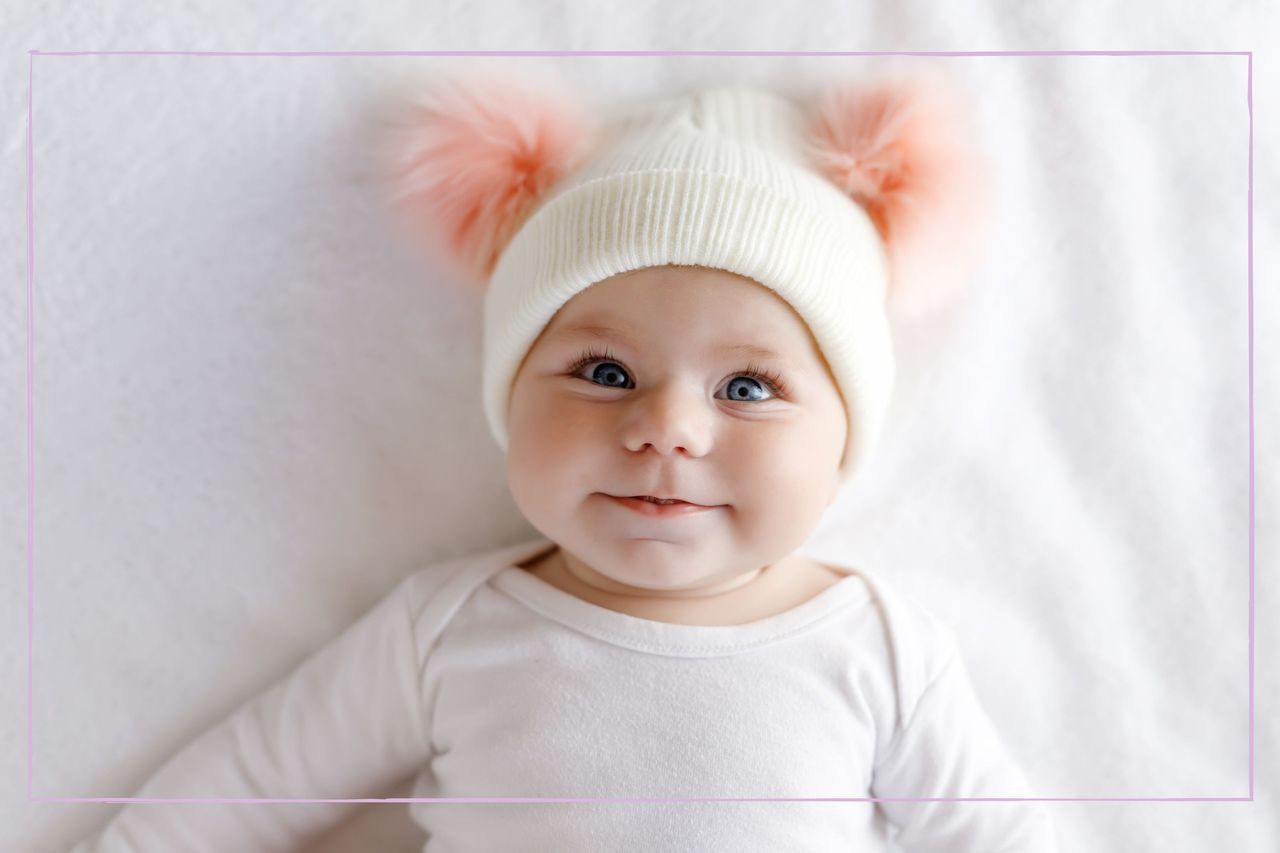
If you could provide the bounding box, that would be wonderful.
[518,548,845,627]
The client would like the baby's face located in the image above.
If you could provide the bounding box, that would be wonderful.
[506,264,848,595]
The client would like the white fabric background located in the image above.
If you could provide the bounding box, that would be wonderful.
[2,2,1277,851]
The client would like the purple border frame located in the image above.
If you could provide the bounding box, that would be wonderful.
[25,49,1254,806]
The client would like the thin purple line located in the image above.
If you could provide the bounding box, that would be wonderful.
[32,796,1257,804]
[29,49,1249,58]
[1246,50,1254,802]
[26,47,35,802]
[26,48,1255,807]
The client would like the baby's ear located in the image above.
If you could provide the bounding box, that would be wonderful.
[800,69,995,319]
[377,67,602,288]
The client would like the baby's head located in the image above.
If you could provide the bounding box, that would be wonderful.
[505,262,847,591]
[386,66,989,591]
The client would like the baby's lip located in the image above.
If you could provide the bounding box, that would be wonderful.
[605,493,720,508]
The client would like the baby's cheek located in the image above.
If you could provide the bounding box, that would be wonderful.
[509,409,590,485]
[510,386,567,448]
[737,423,811,473]
[773,414,844,476]
[747,435,837,513]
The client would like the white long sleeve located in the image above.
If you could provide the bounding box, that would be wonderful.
[870,634,1057,851]
[71,571,435,853]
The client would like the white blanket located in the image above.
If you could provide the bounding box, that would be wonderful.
[3,2,1276,851]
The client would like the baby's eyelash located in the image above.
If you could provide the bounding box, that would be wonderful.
[741,360,789,396]
[564,345,620,376]
[564,346,789,397]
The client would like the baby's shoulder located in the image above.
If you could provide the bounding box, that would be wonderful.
[394,538,544,626]
[397,543,508,605]
[849,566,962,713]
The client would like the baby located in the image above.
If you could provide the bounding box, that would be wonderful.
[506,262,852,628]
[73,69,1057,851]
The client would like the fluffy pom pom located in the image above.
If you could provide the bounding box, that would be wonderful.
[380,69,599,286]
[803,70,994,318]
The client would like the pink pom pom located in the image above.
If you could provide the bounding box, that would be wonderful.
[381,69,599,287]
[803,70,994,318]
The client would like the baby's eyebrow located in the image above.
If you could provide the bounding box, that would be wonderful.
[554,322,786,362]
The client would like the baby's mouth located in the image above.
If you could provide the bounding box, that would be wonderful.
[605,493,722,509]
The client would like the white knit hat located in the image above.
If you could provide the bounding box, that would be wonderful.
[384,68,991,486]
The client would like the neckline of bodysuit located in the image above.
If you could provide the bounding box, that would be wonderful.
[486,537,873,658]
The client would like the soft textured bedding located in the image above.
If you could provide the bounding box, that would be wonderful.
[3,3,1276,852]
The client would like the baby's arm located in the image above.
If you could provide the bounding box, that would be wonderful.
[71,571,434,852]
[870,633,1057,852]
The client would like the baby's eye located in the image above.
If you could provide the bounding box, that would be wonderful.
[566,349,784,402]
[722,374,775,402]
[579,359,630,389]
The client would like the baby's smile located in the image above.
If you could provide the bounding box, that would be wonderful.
[599,492,724,517]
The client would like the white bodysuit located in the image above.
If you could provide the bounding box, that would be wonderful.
[72,536,1057,852]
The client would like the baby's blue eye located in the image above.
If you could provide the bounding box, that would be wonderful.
[585,361,629,388]
[566,347,784,402]
[724,375,772,401]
